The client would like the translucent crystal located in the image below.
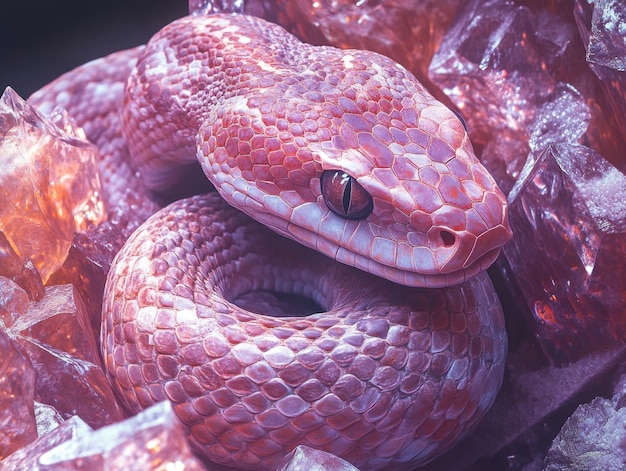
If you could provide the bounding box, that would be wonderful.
[574,0,626,152]
[37,402,205,470]
[0,416,92,470]
[0,87,105,283]
[503,143,626,361]
[278,445,360,471]
[189,0,245,14]
[7,283,124,428]
[428,0,625,191]
[254,0,459,99]
[0,327,37,459]
[584,0,626,71]
[0,231,44,301]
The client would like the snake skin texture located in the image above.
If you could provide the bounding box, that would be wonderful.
[29,13,511,471]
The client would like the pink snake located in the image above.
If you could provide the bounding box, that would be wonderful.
[30,13,511,471]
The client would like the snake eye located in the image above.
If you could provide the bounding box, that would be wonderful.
[320,170,373,220]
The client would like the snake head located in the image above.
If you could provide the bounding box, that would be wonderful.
[312,102,512,288]
[128,14,510,288]
[202,86,511,288]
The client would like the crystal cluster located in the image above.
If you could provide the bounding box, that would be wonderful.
[0,87,105,284]
[427,0,626,363]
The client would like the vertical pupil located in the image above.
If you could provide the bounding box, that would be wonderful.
[342,174,352,214]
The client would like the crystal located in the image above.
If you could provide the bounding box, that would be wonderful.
[278,445,360,471]
[252,0,460,102]
[498,142,626,362]
[7,283,124,429]
[47,222,128,338]
[428,0,625,192]
[0,231,44,301]
[574,0,626,154]
[0,416,92,470]
[189,0,245,15]
[0,275,30,327]
[0,327,37,459]
[37,402,206,470]
[0,87,105,283]
[421,342,625,470]
[544,365,626,470]
[35,402,66,437]
[581,0,626,71]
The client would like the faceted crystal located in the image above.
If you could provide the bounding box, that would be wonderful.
[0,327,37,459]
[278,445,360,471]
[7,283,124,429]
[48,222,129,338]
[574,0,626,152]
[34,402,66,437]
[0,87,105,283]
[428,0,625,191]
[544,365,626,470]
[0,416,92,470]
[501,143,626,362]
[37,402,205,470]
[583,0,626,71]
[0,231,44,301]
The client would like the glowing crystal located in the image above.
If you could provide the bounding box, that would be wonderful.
[0,87,105,283]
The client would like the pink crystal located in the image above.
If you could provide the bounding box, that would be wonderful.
[250,0,459,102]
[500,142,626,361]
[37,402,205,470]
[7,283,124,428]
[0,416,92,469]
[574,0,626,153]
[0,87,105,283]
[278,445,360,470]
[428,0,624,190]
[0,327,37,459]
[0,231,45,301]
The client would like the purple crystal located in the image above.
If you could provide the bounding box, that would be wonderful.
[278,444,360,471]
[37,402,206,470]
[0,416,92,469]
[429,0,624,190]
[8,283,124,429]
[574,0,626,152]
[0,327,37,459]
[500,142,626,361]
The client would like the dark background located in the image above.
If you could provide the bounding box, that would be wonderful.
[0,0,188,98]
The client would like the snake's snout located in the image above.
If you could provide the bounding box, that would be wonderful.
[427,195,512,275]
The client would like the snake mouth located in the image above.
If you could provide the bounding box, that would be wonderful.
[336,243,502,289]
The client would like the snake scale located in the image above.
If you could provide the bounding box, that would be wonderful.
[29,12,511,471]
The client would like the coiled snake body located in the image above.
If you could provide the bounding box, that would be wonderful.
[30,13,511,471]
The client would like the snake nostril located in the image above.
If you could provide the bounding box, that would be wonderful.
[439,230,456,247]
